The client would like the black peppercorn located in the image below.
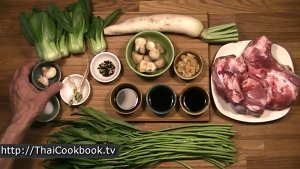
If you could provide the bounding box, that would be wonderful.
[97,60,115,77]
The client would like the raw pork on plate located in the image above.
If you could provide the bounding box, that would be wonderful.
[212,36,300,117]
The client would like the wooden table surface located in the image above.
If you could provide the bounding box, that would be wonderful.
[1,0,300,169]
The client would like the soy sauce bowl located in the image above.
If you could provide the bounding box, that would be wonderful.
[179,85,210,116]
[146,84,177,116]
[110,83,143,115]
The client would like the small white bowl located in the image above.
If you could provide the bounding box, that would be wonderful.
[90,52,121,83]
[60,74,91,106]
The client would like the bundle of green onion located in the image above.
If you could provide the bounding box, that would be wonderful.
[200,23,239,43]
[46,107,237,169]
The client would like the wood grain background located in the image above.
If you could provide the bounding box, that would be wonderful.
[56,12,210,122]
[0,0,300,169]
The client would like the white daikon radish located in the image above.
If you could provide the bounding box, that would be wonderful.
[104,14,204,37]
[104,14,239,43]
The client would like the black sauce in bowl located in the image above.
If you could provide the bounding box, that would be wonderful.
[147,85,176,115]
[181,86,209,114]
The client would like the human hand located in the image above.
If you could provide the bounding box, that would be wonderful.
[8,60,63,126]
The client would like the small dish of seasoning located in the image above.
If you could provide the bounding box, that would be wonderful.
[179,85,210,116]
[36,96,60,122]
[146,84,177,116]
[31,61,61,90]
[174,51,203,81]
[90,52,121,83]
[110,83,143,115]
[60,74,91,106]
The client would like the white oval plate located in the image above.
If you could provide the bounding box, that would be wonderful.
[90,52,121,83]
[60,74,91,106]
[211,40,293,123]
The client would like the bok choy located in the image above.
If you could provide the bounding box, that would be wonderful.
[66,0,91,54]
[56,26,69,57]
[20,0,120,60]
[86,9,121,54]
[47,0,91,54]
[19,7,61,61]
[85,16,105,54]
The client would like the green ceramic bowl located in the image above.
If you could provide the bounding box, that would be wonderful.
[126,31,175,77]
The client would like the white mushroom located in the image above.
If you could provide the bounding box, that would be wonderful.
[149,48,161,61]
[137,60,148,73]
[143,55,151,61]
[134,37,146,54]
[155,42,165,54]
[145,61,157,72]
[132,51,144,64]
[146,40,156,51]
[137,60,157,73]
[154,58,166,69]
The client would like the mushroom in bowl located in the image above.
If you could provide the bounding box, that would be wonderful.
[126,31,175,78]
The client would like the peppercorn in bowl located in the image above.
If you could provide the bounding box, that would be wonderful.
[90,52,121,83]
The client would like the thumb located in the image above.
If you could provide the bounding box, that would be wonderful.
[44,82,63,98]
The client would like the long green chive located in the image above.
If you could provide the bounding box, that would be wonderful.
[46,106,237,169]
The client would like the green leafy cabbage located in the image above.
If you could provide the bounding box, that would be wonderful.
[19,7,62,61]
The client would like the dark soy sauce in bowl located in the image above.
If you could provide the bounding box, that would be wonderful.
[181,86,209,115]
[147,85,176,115]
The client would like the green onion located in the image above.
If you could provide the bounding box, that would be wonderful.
[46,106,237,169]
[200,23,239,43]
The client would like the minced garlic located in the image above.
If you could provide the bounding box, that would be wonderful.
[176,53,200,78]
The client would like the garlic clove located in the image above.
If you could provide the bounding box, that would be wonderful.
[42,66,57,79]
[42,67,49,74]
[38,76,49,87]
